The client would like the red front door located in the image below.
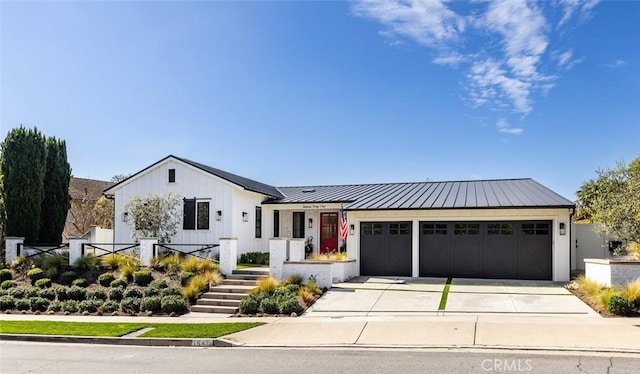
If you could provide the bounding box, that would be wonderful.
[320,212,339,254]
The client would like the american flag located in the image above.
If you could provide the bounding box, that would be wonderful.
[339,208,348,241]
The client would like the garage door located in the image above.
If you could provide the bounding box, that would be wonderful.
[360,222,412,276]
[419,221,551,280]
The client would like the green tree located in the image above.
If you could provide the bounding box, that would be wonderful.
[92,195,114,229]
[125,193,181,243]
[576,156,640,246]
[39,137,72,243]
[0,127,47,242]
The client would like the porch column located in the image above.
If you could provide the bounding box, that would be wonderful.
[4,237,24,265]
[219,237,238,276]
[139,238,157,268]
[289,238,305,261]
[69,238,89,266]
[269,238,288,281]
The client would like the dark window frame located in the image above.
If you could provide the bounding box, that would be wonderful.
[293,212,305,238]
[168,169,176,183]
[255,206,262,238]
[273,210,280,237]
[183,198,210,230]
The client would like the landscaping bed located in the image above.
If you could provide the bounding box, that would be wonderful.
[0,252,223,316]
[565,275,640,317]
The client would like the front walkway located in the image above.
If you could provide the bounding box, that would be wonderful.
[302,276,598,317]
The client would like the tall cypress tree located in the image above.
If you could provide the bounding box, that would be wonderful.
[0,127,47,243]
[39,137,72,243]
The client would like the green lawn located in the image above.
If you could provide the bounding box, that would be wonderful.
[139,322,263,338]
[0,321,264,338]
[236,263,268,269]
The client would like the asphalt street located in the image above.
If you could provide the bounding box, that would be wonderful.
[1,341,638,374]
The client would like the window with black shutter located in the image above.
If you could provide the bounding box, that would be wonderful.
[273,210,280,237]
[168,169,176,183]
[183,199,196,230]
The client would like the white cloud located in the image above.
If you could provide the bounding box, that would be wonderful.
[604,59,628,68]
[496,118,524,135]
[353,0,599,117]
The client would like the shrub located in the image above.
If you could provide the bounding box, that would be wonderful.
[47,300,62,312]
[15,298,31,311]
[149,279,168,289]
[259,297,279,314]
[72,254,101,271]
[0,269,12,282]
[162,286,182,297]
[78,299,102,313]
[278,296,303,315]
[161,295,187,314]
[133,270,153,286]
[86,288,107,301]
[29,297,50,312]
[140,296,161,312]
[34,278,52,288]
[304,280,322,296]
[607,295,636,315]
[600,288,617,309]
[180,257,199,273]
[34,252,68,280]
[238,296,259,315]
[60,300,79,313]
[197,258,217,273]
[285,274,304,286]
[620,278,640,307]
[251,277,279,295]
[239,252,269,265]
[55,286,69,301]
[0,295,15,311]
[110,278,128,288]
[180,271,195,286]
[10,256,33,275]
[59,271,78,286]
[120,297,141,313]
[203,270,223,286]
[72,278,88,288]
[143,286,161,298]
[40,288,56,301]
[120,264,137,281]
[160,253,182,274]
[107,287,124,301]
[298,289,315,305]
[102,254,121,270]
[67,286,87,301]
[123,287,144,299]
[284,284,300,293]
[27,268,45,285]
[1,280,17,289]
[576,275,605,299]
[8,286,30,299]
[100,300,120,313]
[98,272,116,287]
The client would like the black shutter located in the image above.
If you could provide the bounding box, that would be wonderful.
[168,169,176,183]
[273,210,280,237]
[183,199,195,230]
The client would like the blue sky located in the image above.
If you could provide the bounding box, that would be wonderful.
[1,1,638,200]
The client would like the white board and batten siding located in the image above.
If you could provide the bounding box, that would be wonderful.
[111,158,266,254]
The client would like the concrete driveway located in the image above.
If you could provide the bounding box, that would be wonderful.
[303,276,598,317]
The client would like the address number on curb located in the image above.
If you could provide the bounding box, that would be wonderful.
[192,339,214,347]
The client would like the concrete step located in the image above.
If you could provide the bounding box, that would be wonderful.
[222,279,258,286]
[190,305,238,314]
[232,269,270,276]
[197,298,242,307]
[209,285,255,293]
[201,292,248,300]
[226,274,267,281]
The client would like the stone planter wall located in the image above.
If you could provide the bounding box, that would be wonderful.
[584,257,640,287]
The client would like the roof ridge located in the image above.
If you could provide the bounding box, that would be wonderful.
[278,178,532,189]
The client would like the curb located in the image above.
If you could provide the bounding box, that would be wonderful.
[2,334,639,355]
[0,334,239,347]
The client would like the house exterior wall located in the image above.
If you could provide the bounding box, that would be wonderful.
[232,189,271,254]
[571,223,610,270]
[344,208,572,282]
[110,158,267,254]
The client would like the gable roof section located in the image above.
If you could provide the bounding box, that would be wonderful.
[104,155,284,199]
[70,177,114,201]
[269,179,574,210]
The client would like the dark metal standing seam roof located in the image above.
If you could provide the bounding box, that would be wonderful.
[269,178,574,210]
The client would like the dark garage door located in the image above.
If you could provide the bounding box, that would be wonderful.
[419,221,551,280]
[360,222,412,276]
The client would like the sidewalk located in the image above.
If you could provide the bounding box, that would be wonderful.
[2,313,639,354]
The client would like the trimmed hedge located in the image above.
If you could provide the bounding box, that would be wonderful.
[1,280,17,289]
[149,279,168,289]
[67,286,87,301]
[133,270,153,286]
[110,278,128,288]
[29,297,50,312]
[161,295,187,314]
[72,278,88,288]
[0,269,12,282]
[27,268,45,285]
[34,278,52,288]
[59,271,78,286]
[107,287,124,302]
[0,295,15,311]
[98,272,115,287]
[140,296,161,312]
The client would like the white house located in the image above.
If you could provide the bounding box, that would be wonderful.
[104,155,576,282]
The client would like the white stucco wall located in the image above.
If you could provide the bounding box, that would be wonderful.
[572,223,610,270]
[344,208,572,282]
[585,258,640,287]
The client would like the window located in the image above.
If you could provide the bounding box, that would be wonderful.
[183,199,209,230]
[488,223,514,235]
[522,223,549,235]
[273,210,280,237]
[293,212,305,238]
[361,223,383,235]
[422,223,447,235]
[390,223,410,235]
[168,169,175,183]
[454,223,480,235]
[255,206,262,238]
